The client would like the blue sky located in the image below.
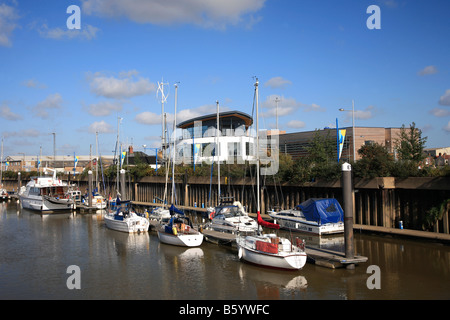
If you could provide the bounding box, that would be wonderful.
[1,0,449,159]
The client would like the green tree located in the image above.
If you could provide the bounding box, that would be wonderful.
[394,122,427,162]
[305,130,336,164]
[354,142,393,178]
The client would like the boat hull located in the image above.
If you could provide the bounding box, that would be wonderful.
[104,214,149,233]
[20,195,74,212]
[236,236,307,270]
[157,230,203,247]
[269,213,344,235]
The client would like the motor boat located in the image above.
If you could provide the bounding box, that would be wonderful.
[19,169,74,213]
[204,201,258,235]
[269,198,344,235]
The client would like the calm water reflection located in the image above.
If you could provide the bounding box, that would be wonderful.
[0,201,449,300]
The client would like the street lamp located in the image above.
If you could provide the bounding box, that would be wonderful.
[339,100,356,162]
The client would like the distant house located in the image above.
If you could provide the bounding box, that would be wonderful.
[123,146,159,170]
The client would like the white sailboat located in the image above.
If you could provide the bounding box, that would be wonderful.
[203,101,258,236]
[104,197,149,233]
[157,84,203,247]
[236,78,307,270]
[0,138,9,201]
[157,205,203,247]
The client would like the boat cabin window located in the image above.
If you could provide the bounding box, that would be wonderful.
[217,205,245,218]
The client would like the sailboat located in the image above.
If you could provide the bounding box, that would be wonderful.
[236,78,307,270]
[0,138,9,201]
[157,204,203,247]
[104,196,150,233]
[156,83,203,247]
[203,101,258,235]
[104,119,149,233]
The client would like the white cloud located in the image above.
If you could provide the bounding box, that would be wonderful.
[22,79,47,89]
[355,105,376,120]
[0,3,19,47]
[88,71,156,99]
[81,0,266,29]
[286,120,306,129]
[2,129,41,139]
[84,100,124,116]
[439,89,450,106]
[0,102,22,121]
[264,76,292,89]
[135,104,225,126]
[38,24,99,40]
[430,108,450,118]
[444,121,450,133]
[135,111,162,125]
[341,105,376,121]
[88,120,115,134]
[261,94,325,118]
[32,93,63,119]
[418,65,438,76]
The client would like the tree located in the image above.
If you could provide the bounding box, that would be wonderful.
[305,130,336,164]
[354,142,393,178]
[394,122,427,162]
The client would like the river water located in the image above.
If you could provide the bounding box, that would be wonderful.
[0,200,449,301]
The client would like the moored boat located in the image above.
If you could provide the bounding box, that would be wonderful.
[236,78,307,271]
[104,199,149,233]
[268,198,344,235]
[157,205,203,247]
[237,233,307,270]
[204,201,258,235]
[19,168,74,213]
[0,187,8,201]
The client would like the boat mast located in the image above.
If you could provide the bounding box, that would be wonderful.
[95,131,99,193]
[255,78,260,218]
[157,79,169,161]
[0,138,3,187]
[116,116,122,195]
[216,100,220,204]
[171,83,178,205]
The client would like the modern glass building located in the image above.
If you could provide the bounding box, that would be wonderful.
[175,110,257,165]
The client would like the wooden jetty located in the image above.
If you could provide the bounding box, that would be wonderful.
[305,247,368,269]
[201,228,238,247]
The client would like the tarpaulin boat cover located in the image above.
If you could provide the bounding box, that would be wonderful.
[296,198,344,225]
[169,204,185,216]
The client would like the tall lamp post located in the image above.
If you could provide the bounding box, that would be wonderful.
[339,100,356,162]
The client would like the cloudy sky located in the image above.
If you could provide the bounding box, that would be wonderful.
[1,0,449,159]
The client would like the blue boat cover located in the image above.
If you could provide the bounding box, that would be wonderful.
[169,204,185,216]
[296,198,344,225]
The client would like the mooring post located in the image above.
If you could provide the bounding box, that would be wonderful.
[342,162,355,269]
[88,170,93,207]
[120,169,126,201]
[18,172,21,192]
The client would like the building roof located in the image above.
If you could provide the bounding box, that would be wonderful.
[177,110,253,129]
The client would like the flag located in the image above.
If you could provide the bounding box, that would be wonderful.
[121,151,126,166]
[338,129,346,161]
